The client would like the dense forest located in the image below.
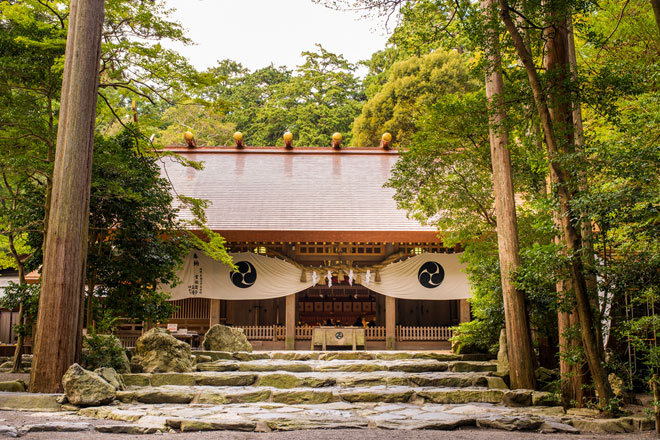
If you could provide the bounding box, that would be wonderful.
[0,0,659,412]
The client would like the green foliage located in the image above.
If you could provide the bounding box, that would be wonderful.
[86,128,191,324]
[353,49,479,147]
[81,330,129,373]
[0,282,40,338]
[194,45,365,147]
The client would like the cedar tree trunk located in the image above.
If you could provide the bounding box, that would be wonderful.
[498,0,614,408]
[29,0,105,393]
[482,0,536,390]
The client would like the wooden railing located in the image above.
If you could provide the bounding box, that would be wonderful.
[229,325,452,342]
[118,334,140,348]
[295,326,313,340]
[396,326,452,341]
[365,326,386,340]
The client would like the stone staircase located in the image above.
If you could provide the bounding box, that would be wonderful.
[117,351,541,407]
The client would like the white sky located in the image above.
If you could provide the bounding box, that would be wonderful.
[162,0,391,74]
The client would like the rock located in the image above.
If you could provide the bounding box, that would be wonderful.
[271,390,335,404]
[318,363,384,373]
[195,355,213,363]
[477,416,543,431]
[239,362,313,373]
[486,376,509,390]
[94,367,125,390]
[497,328,509,375]
[203,325,252,352]
[570,418,634,434]
[133,328,194,373]
[531,391,558,406]
[0,380,25,392]
[196,360,239,372]
[233,352,269,361]
[196,373,257,386]
[121,373,150,387]
[133,389,196,404]
[451,361,497,372]
[18,422,93,435]
[539,421,580,434]
[535,366,555,382]
[0,393,62,411]
[178,419,256,432]
[0,426,18,438]
[150,373,196,387]
[502,389,533,407]
[257,373,334,389]
[96,425,160,434]
[340,390,413,403]
[62,363,116,406]
[417,389,504,404]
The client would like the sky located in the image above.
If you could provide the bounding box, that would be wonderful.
[162,0,392,74]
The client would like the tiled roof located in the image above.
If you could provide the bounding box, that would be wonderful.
[160,147,438,241]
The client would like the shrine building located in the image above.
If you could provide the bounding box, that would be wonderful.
[118,134,472,350]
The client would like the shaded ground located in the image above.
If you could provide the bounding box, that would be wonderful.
[0,372,29,383]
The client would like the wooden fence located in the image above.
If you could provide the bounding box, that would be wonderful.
[397,326,452,341]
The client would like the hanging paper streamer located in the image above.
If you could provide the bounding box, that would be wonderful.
[326,270,333,288]
[312,271,318,287]
[348,269,354,286]
[364,269,371,287]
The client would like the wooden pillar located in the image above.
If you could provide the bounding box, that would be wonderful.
[209,299,221,327]
[459,299,471,323]
[285,294,296,350]
[386,295,396,350]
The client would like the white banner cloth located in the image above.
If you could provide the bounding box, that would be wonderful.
[165,252,470,301]
[364,253,470,300]
[165,252,313,300]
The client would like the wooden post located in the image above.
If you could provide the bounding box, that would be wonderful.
[459,299,471,323]
[385,295,396,350]
[285,294,296,350]
[209,299,221,327]
[29,0,105,393]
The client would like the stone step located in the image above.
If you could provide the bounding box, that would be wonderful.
[193,350,494,362]
[77,401,653,434]
[113,385,553,406]
[122,371,507,390]
[194,359,497,374]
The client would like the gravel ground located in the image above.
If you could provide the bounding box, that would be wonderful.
[0,411,654,440]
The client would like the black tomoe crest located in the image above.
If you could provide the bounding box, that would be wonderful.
[230,261,257,288]
[418,261,444,288]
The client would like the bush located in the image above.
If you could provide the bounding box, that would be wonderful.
[81,332,130,373]
[451,319,499,354]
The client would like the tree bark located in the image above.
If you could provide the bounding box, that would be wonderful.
[650,0,660,38]
[29,0,105,393]
[481,0,536,390]
[498,0,614,408]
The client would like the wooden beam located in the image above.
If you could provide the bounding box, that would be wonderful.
[209,299,221,327]
[285,294,296,350]
[386,295,396,350]
[459,299,471,323]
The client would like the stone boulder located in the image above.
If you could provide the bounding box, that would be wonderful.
[497,328,509,375]
[203,325,252,352]
[62,364,116,406]
[132,328,194,373]
[94,367,125,391]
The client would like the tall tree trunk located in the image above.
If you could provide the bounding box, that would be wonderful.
[498,0,614,408]
[650,0,660,37]
[29,0,105,393]
[481,0,536,390]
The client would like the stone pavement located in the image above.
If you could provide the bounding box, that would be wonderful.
[0,351,655,436]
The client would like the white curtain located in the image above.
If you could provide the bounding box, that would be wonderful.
[164,252,470,301]
[165,252,313,300]
[363,253,470,300]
